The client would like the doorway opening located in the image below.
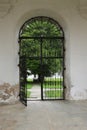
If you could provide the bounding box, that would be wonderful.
[18,16,65,106]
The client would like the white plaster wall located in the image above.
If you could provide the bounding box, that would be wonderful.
[0,0,87,100]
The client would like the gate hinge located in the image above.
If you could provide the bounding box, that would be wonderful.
[64,48,66,52]
[64,67,66,70]
[18,39,20,43]
[64,86,66,89]
[18,52,20,55]
[17,64,20,67]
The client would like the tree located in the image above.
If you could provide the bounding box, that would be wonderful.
[20,17,64,82]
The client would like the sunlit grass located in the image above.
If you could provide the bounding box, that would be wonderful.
[27,91,31,98]
[27,78,33,82]
[43,84,63,89]
[43,79,63,89]
[45,90,63,98]
[27,83,33,89]
[44,78,63,82]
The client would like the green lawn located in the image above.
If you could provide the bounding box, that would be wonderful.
[26,78,63,98]
[27,78,33,82]
[43,80,63,89]
[43,84,63,89]
[26,81,63,89]
[44,78,63,82]
[27,91,31,98]
[26,82,33,89]
[26,82,32,98]
[43,78,63,89]
[45,90,63,98]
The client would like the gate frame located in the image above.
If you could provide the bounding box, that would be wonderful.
[18,16,66,105]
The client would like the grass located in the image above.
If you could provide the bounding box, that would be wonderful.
[27,91,31,98]
[44,78,63,82]
[43,84,63,89]
[43,80,63,89]
[43,78,63,89]
[26,78,63,98]
[26,80,63,89]
[26,82,32,98]
[45,90,63,98]
[27,78,33,82]
[26,82,33,89]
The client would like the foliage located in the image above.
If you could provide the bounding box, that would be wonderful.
[20,18,63,37]
[20,18,64,81]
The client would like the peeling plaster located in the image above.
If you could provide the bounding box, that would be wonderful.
[0,83,19,105]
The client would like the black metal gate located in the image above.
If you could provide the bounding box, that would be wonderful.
[18,16,65,105]
[19,39,27,106]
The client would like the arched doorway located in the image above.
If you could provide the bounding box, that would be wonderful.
[18,16,65,106]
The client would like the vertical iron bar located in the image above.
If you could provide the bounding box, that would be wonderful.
[62,38,65,100]
[55,59,56,99]
[40,37,43,100]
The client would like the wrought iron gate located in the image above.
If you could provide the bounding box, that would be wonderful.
[18,16,65,105]
[19,39,27,106]
[41,37,65,100]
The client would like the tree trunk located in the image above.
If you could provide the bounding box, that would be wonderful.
[38,74,44,82]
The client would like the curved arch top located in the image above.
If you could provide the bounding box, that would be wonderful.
[19,16,64,38]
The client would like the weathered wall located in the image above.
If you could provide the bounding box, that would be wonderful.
[0,0,87,104]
